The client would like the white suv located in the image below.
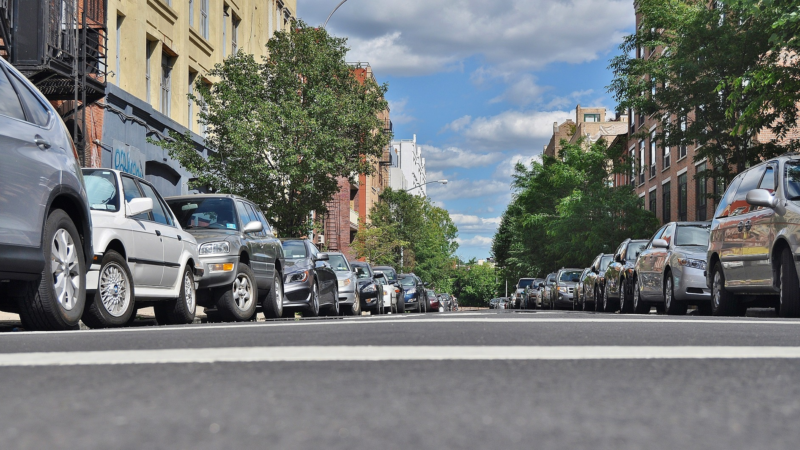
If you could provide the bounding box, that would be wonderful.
[81,169,203,327]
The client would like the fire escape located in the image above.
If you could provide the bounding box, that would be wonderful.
[0,0,107,166]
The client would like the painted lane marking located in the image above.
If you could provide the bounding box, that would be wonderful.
[3,346,800,367]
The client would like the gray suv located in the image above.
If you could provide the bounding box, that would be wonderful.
[707,156,800,317]
[0,58,93,330]
[167,195,284,321]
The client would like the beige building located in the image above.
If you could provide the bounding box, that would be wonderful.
[544,105,628,157]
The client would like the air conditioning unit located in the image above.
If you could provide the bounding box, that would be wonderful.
[316,235,325,245]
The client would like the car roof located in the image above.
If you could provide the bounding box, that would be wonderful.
[165,193,248,201]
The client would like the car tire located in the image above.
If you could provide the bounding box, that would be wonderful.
[303,281,320,317]
[344,290,361,316]
[620,278,633,314]
[779,248,800,318]
[82,250,135,328]
[602,283,614,313]
[16,209,86,331]
[324,288,340,316]
[633,278,650,314]
[711,262,740,316]
[594,288,602,312]
[397,295,405,314]
[215,263,258,322]
[155,267,197,325]
[262,271,284,319]
[663,273,687,316]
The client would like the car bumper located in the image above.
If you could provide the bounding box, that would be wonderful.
[556,293,574,307]
[674,267,711,302]
[197,256,238,290]
[284,281,312,307]
[338,289,356,305]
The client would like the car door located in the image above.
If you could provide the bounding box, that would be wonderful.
[639,226,665,298]
[137,181,182,288]
[747,163,778,286]
[651,224,675,298]
[120,175,165,287]
[242,201,271,281]
[310,242,336,303]
[0,63,60,248]
[723,167,767,287]
[255,208,279,284]
[606,242,627,297]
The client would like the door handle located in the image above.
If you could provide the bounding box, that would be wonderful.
[155,230,162,236]
[34,135,51,149]
[737,222,744,232]
[177,235,182,241]
[744,220,752,231]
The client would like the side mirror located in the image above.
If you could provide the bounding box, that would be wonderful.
[126,197,153,217]
[592,267,599,274]
[614,254,622,263]
[315,252,329,262]
[374,272,385,279]
[539,283,545,288]
[652,238,669,249]
[746,189,777,209]
[423,282,430,286]
[243,220,263,234]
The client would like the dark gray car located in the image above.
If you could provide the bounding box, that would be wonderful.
[282,239,338,317]
[167,195,285,321]
[0,58,93,331]
[553,268,582,309]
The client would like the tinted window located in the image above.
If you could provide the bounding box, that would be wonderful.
[242,203,263,235]
[517,279,534,288]
[256,210,272,235]
[282,241,307,259]
[714,175,743,218]
[730,166,766,216]
[675,225,710,247]
[9,71,50,127]
[236,201,254,228]
[626,242,647,261]
[167,198,238,230]
[600,255,613,270]
[138,182,172,225]
[328,254,350,272]
[786,162,800,200]
[559,271,582,282]
[0,65,25,120]
[759,165,776,192]
[352,264,372,279]
[399,275,416,287]
[83,170,120,212]
[121,176,149,221]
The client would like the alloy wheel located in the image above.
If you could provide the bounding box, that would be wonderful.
[713,271,722,309]
[99,262,130,317]
[184,271,196,311]
[274,277,284,316]
[665,277,673,310]
[50,228,81,311]
[633,280,640,311]
[233,274,254,312]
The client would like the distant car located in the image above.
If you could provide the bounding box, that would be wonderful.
[602,239,649,313]
[0,58,93,331]
[350,261,382,315]
[514,278,536,309]
[525,278,545,309]
[82,169,203,327]
[374,270,401,313]
[374,268,404,313]
[438,293,453,311]
[425,289,440,311]
[166,194,284,322]
[574,268,593,311]
[541,273,557,309]
[489,297,501,309]
[584,253,613,312]
[399,273,426,312]
[326,252,361,315]
[553,268,582,310]
[281,239,338,317]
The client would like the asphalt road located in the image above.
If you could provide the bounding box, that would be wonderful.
[2,310,800,450]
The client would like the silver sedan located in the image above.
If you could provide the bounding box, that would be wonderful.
[634,222,712,315]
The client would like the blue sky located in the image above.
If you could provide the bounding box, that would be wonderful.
[299,0,636,260]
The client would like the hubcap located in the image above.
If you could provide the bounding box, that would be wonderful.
[313,284,319,313]
[232,274,254,312]
[99,262,130,317]
[666,278,672,309]
[634,281,640,309]
[274,277,284,315]
[51,228,80,311]
[184,272,195,311]
[603,285,608,310]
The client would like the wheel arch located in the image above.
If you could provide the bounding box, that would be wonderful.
[48,189,92,266]
[103,239,127,261]
[771,237,793,290]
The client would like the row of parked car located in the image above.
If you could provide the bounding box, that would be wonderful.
[0,58,452,330]
[508,153,800,317]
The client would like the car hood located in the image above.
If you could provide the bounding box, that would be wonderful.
[335,271,355,280]
[560,282,578,288]
[182,228,240,243]
[285,259,311,272]
[674,247,707,260]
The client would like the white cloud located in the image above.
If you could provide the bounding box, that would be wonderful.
[494,153,543,179]
[456,236,494,247]
[441,116,472,134]
[490,75,549,106]
[388,98,416,125]
[460,109,574,150]
[427,178,509,201]
[545,89,596,110]
[451,214,501,233]
[420,144,504,171]
[300,0,634,77]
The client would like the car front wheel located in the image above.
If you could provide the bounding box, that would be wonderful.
[633,278,650,314]
[663,273,687,316]
[303,281,320,317]
[82,250,135,328]
[779,248,800,318]
[215,263,258,322]
[262,271,284,319]
[711,262,741,316]
[155,267,197,325]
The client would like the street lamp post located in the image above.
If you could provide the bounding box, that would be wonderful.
[403,179,448,193]
[323,0,350,29]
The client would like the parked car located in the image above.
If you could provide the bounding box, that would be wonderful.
[399,273,426,312]
[0,58,93,331]
[374,268,404,313]
[166,194,284,322]
[81,169,203,327]
[552,268,582,309]
[326,252,361,315]
[707,156,800,317]
[425,289,440,311]
[634,222,712,315]
[583,253,613,312]
[439,293,453,311]
[372,265,399,285]
[525,278,545,309]
[514,278,536,309]
[489,297,501,309]
[541,273,557,309]
[574,268,593,311]
[281,239,338,317]
[602,239,649,313]
[350,261,382,315]
[375,271,401,313]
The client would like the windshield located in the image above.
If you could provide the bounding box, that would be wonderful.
[375,267,397,281]
[517,279,534,288]
[399,276,416,287]
[328,254,350,272]
[559,271,582,282]
[626,242,647,261]
[787,162,800,199]
[352,265,372,279]
[83,170,120,212]
[675,225,710,247]
[427,290,436,297]
[282,241,307,259]
[546,275,556,285]
[167,198,238,230]
[600,255,613,270]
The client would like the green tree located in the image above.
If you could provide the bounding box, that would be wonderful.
[351,221,408,266]
[452,262,498,307]
[152,21,390,237]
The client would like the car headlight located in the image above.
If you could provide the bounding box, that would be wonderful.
[199,241,230,256]
[363,284,376,293]
[286,270,309,283]
[558,286,568,293]
[338,278,352,288]
[678,258,706,270]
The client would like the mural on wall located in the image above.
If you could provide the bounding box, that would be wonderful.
[112,140,145,178]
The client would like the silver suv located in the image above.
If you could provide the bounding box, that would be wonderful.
[707,155,800,317]
[0,58,92,330]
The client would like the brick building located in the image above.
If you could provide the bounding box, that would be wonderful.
[544,105,628,158]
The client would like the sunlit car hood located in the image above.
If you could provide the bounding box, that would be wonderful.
[674,247,708,260]
[285,259,311,272]
[182,228,239,243]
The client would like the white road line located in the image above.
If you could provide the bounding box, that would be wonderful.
[2,346,800,367]
[3,316,800,337]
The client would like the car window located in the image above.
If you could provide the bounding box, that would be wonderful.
[714,175,743,219]
[308,242,319,258]
[626,242,647,261]
[661,224,676,246]
[8,71,50,127]
[236,201,255,229]
[759,165,776,193]
[121,176,149,221]
[399,276,416,287]
[730,166,766,217]
[648,226,667,247]
[282,241,307,259]
[167,197,238,230]
[83,170,120,212]
[786,161,800,200]
[138,182,172,226]
[600,255,613,271]
[328,254,350,272]
[559,270,581,282]
[675,224,710,247]
[242,203,264,235]
[517,279,534,288]
[256,210,273,235]
[0,65,25,121]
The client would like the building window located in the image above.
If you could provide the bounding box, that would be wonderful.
[663,133,671,170]
[651,77,656,97]
[679,116,688,159]
[188,72,195,131]
[115,15,123,86]
[678,173,688,221]
[662,181,671,223]
[650,131,657,178]
[649,190,657,214]
[630,150,636,187]
[222,5,228,58]
[697,162,708,221]
[201,0,209,39]
[145,41,154,104]
[161,53,172,116]
[189,0,194,27]
[584,114,600,123]
[232,16,240,55]
[639,140,645,185]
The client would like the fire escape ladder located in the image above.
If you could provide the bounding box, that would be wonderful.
[325,200,341,252]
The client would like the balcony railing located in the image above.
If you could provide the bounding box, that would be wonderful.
[350,208,359,228]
